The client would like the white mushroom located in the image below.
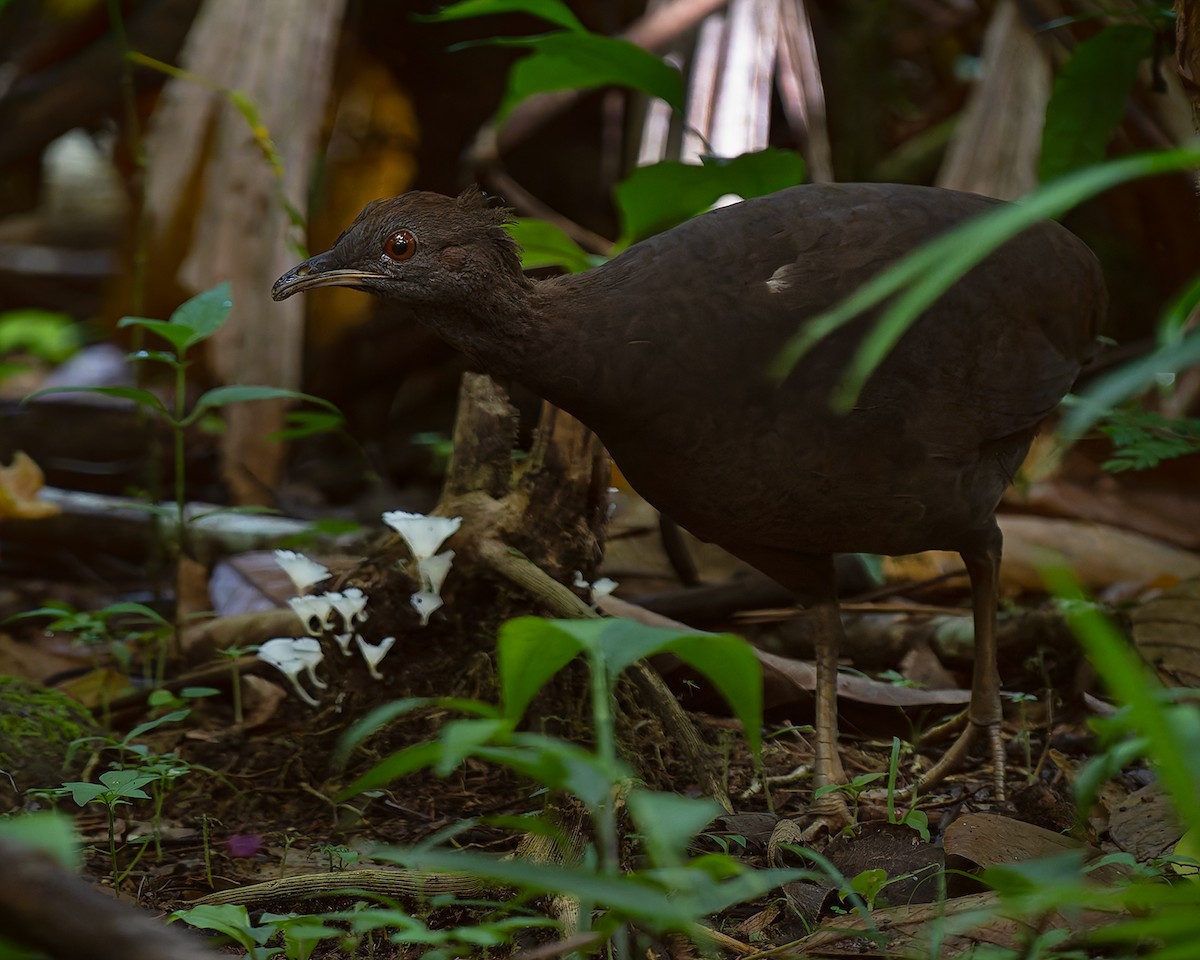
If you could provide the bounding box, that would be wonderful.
[382,511,462,559]
[356,635,396,680]
[273,550,332,593]
[257,637,326,706]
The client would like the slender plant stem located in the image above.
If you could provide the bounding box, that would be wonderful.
[108,803,119,895]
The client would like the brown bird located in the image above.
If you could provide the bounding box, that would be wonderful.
[273,183,1105,816]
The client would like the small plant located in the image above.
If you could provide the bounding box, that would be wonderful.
[812,772,887,822]
[316,843,359,872]
[170,902,339,960]
[60,769,158,893]
[216,643,259,726]
[882,738,930,841]
[1095,406,1200,472]
[332,616,812,957]
[60,697,215,859]
[25,284,340,661]
[6,600,173,690]
[51,284,337,541]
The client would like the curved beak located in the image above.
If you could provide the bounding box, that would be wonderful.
[271,252,383,301]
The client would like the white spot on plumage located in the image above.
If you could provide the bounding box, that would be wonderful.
[766,263,796,294]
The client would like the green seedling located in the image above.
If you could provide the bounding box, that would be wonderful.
[60,769,157,893]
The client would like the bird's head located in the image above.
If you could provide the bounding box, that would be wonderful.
[272,187,524,307]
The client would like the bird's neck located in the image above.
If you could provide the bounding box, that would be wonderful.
[409,271,611,408]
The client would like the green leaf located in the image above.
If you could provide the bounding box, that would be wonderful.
[421,0,585,31]
[269,409,345,441]
[489,33,684,125]
[654,630,763,759]
[496,617,590,721]
[337,742,446,799]
[1039,24,1153,182]
[478,736,623,808]
[502,618,763,757]
[23,384,170,416]
[98,601,172,629]
[1172,827,1200,881]
[97,769,157,798]
[615,150,806,247]
[374,847,694,930]
[117,317,194,355]
[507,218,600,273]
[434,718,514,776]
[332,698,435,768]
[627,790,722,868]
[124,709,190,743]
[170,281,233,344]
[170,903,266,949]
[577,619,764,756]
[185,385,339,424]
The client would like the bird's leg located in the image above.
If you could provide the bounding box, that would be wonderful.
[809,594,850,810]
[727,546,851,823]
[915,523,1005,800]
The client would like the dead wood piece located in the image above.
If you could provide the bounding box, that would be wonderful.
[936,0,1050,199]
[0,486,361,569]
[0,838,212,960]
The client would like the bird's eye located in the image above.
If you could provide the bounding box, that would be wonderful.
[383,230,417,262]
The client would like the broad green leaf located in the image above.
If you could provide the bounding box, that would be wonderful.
[615,150,806,247]
[269,409,345,441]
[477,735,622,808]
[337,742,445,799]
[124,709,190,743]
[380,845,806,932]
[98,601,172,628]
[434,718,513,775]
[504,618,763,757]
[170,903,266,948]
[23,384,170,416]
[1039,24,1153,182]
[117,317,194,355]
[627,789,722,868]
[850,868,888,902]
[421,0,584,31]
[489,33,684,124]
[332,697,435,768]
[770,144,1200,410]
[580,619,763,757]
[507,218,600,273]
[169,281,233,344]
[496,617,591,721]
[185,385,339,424]
[654,630,762,758]
[62,782,107,806]
[97,769,157,798]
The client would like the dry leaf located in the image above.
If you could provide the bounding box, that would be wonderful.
[0,452,61,519]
